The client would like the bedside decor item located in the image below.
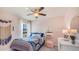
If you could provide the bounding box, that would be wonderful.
[62,26,77,39]
[70,35,75,44]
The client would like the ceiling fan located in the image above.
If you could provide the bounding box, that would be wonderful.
[27,7,46,18]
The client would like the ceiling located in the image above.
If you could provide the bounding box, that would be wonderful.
[0,7,79,21]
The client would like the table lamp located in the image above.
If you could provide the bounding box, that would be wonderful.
[62,26,77,38]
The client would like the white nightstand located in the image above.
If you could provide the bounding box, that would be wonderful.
[58,38,79,51]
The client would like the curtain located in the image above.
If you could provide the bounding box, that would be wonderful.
[0,20,12,45]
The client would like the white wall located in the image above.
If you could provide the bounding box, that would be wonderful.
[32,8,79,45]
[0,11,21,50]
[64,8,78,28]
[32,8,78,32]
[14,19,22,38]
[32,16,65,45]
[0,13,22,40]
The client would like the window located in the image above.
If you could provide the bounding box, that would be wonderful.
[23,23,27,38]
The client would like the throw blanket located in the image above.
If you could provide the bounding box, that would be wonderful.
[28,38,45,51]
[10,39,45,51]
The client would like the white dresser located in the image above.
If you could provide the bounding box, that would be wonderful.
[58,38,79,51]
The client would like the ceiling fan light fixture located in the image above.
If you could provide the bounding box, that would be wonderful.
[27,7,46,18]
[34,13,39,16]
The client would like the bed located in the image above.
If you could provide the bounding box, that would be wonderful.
[10,32,45,51]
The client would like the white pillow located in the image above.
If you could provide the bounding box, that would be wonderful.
[32,34,41,38]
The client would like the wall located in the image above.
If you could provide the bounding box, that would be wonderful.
[0,11,21,40]
[11,17,19,39]
[0,10,22,50]
[32,8,79,46]
[70,16,79,33]
[64,8,77,28]
[32,16,65,45]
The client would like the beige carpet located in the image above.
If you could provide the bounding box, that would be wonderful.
[40,46,58,51]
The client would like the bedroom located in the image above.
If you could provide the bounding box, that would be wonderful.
[0,7,79,51]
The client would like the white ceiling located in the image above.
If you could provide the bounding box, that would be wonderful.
[0,7,79,20]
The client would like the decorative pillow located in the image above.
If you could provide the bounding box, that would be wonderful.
[35,44,40,50]
[39,38,44,45]
[30,33,44,37]
[31,35,41,41]
[33,38,41,44]
[32,34,41,38]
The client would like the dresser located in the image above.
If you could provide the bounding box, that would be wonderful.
[58,38,79,51]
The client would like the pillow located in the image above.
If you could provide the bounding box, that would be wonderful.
[32,34,41,38]
[30,33,44,37]
[33,39,39,44]
[35,44,40,50]
[39,38,44,45]
[31,34,41,41]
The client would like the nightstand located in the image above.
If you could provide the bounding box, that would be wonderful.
[58,38,79,51]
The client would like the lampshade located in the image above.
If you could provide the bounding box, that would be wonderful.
[34,13,39,16]
[62,29,77,35]
[46,31,53,37]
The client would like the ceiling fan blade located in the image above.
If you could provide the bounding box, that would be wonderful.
[34,9,38,12]
[39,13,46,16]
[39,7,44,12]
